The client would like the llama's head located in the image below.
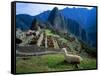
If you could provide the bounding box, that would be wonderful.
[62,48,68,54]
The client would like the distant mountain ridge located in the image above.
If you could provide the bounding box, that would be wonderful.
[16,7,96,30]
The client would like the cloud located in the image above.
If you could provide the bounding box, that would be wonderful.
[66,6,93,10]
[16,3,94,16]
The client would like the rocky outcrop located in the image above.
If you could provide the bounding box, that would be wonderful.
[48,7,67,31]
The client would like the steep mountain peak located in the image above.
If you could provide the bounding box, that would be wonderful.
[48,7,69,32]
[53,7,59,11]
[48,7,62,29]
[48,7,59,19]
[52,7,59,16]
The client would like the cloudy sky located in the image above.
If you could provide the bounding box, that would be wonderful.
[16,2,94,16]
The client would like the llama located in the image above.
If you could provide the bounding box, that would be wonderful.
[62,48,83,68]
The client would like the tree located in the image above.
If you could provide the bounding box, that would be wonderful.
[30,18,40,31]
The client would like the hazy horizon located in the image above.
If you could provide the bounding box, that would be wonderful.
[16,3,94,16]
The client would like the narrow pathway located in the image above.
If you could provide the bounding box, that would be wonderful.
[52,38,59,49]
[37,32,44,46]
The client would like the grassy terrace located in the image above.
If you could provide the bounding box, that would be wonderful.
[45,29,59,37]
[16,54,96,73]
[45,29,68,42]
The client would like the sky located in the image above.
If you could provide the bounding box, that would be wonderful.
[16,2,94,16]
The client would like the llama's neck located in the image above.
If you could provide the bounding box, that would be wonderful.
[63,50,68,56]
[64,50,68,54]
[63,52,68,57]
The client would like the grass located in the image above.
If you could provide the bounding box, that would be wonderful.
[45,29,68,43]
[16,54,97,73]
[45,29,59,37]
